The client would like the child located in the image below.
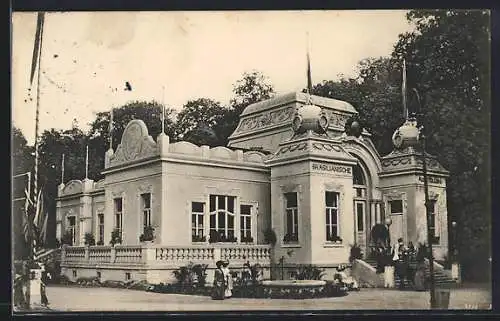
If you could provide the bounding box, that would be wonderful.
[334,265,359,291]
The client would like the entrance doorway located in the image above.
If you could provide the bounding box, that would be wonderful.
[353,164,368,251]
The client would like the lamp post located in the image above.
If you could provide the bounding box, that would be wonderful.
[451,221,457,261]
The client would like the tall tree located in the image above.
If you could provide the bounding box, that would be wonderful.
[215,71,276,146]
[175,98,227,146]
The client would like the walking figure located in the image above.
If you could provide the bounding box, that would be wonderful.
[211,260,226,300]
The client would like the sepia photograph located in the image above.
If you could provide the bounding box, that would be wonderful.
[11,9,491,313]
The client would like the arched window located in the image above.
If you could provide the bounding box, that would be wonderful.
[353,164,365,186]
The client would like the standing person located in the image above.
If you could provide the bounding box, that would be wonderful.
[393,238,408,289]
[222,260,233,298]
[40,263,49,306]
[211,260,225,300]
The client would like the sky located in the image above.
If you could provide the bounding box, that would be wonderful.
[12,10,415,145]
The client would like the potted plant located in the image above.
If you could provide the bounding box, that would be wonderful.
[84,233,96,246]
[241,235,254,243]
[191,234,206,243]
[283,233,298,243]
[139,226,155,243]
[110,229,122,246]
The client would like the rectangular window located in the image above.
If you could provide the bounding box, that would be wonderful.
[125,272,131,281]
[284,192,299,243]
[96,271,101,279]
[325,192,340,241]
[356,201,365,232]
[97,213,104,244]
[114,198,123,241]
[67,216,76,245]
[428,200,439,244]
[191,202,205,242]
[240,205,253,242]
[209,195,236,242]
[141,193,152,233]
[389,200,403,215]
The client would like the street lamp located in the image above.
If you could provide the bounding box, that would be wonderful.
[414,91,437,308]
[451,221,458,261]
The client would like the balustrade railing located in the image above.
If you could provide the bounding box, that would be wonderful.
[156,246,215,262]
[62,244,271,266]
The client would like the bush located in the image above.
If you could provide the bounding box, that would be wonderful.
[172,262,208,290]
[349,244,363,262]
[208,230,237,243]
[264,228,277,246]
[84,233,96,246]
[61,231,73,246]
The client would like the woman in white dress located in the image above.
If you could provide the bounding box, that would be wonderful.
[222,260,233,298]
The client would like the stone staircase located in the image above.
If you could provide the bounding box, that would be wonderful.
[363,258,457,288]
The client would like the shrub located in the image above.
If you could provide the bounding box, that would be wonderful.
[349,244,363,262]
[264,228,277,246]
[96,240,104,246]
[110,229,122,246]
[139,226,155,242]
[172,262,208,290]
[241,235,254,243]
[84,233,96,246]
[61,231,73,246]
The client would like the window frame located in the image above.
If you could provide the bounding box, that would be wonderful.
[284,192,299,244]
[191,202,205,243]
[67,215,76,245]
[209,195,236,242]
[97,213,105,244]
[140,193,152,233]
[239,204,253,243]
[114,197,123,242]
[325,191,341,242]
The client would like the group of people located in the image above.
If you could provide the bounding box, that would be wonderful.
[211,260,233,300]
[389,238,427,290]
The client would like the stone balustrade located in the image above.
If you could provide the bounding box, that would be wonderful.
[61,244,271,267]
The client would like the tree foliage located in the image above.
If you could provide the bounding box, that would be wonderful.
[313,9,490,280]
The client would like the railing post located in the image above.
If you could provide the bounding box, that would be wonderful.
[61,245,67,263]
[214,247,221,261]
[110,246,116,263]
[84,246,90,261]
[143,244,157,265]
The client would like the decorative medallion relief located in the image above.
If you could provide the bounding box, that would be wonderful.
[381,157,412,167]
[325,110,351,128]
[62,180,83,196]
[109,120,159,166]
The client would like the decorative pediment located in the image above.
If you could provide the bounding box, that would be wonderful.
[62,180,83,196]
[108,120,159,167]
[243,151,266,163]
[209,146,235,160]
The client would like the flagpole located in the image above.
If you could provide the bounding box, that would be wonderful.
[33,12,45,210]
[109,107,114,150]
[61,153,65,184]
[161,86,165,134]
[306,31,312,95]
[402,59,408,120]
[85,145,89,179]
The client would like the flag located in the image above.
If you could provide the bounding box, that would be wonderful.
[30,12,45,87]
[39,212,49,247]
[402,59,407,119]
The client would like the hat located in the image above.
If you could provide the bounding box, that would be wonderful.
[397,238,404,243]
[222,260,229,266]
[216,260,224,268]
